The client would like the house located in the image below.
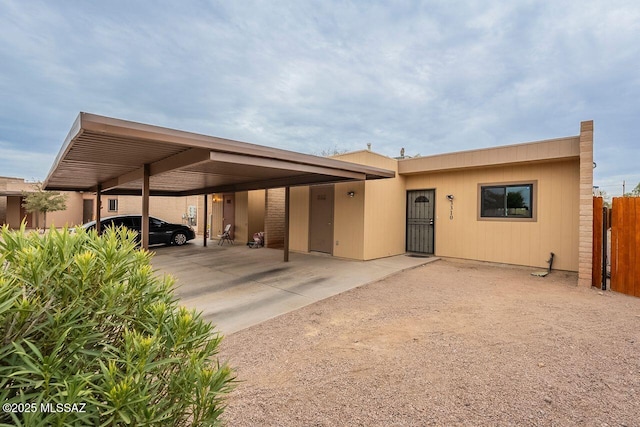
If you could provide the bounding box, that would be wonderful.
[210,121,593,285]
[42,113,594,287]
[0,176,85,229]
[0,176,207,234]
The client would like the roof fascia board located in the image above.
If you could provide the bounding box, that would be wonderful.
[208,152,366,180]
[398,136,580,175]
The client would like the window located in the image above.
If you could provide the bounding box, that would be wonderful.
[108,199,118,212]
[149,217,164,228]
[104,217,134,229]
[480,183,534,219]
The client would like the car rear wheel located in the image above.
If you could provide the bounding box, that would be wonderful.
[172,232,188,246]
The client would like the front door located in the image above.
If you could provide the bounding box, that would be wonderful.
[222,193,235,239]
[309,185,334,254]
[406,189,435,254]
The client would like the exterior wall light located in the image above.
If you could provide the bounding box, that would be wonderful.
[347,191,355,198]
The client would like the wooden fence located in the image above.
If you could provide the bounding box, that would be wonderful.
[610,197,640,297]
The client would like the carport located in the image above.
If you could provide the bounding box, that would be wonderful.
[44,113,394,259]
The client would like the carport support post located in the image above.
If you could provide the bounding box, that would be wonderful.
[284,186,290,262]
[95,184,102,234]
[141,164,150,250]
[203,194,208,247]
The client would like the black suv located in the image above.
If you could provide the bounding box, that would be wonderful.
[80,215,196,246]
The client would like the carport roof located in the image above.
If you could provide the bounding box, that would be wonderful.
[44,113,395,196]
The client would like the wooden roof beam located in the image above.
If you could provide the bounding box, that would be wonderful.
[100,148,210,192]
[208,152,366,180]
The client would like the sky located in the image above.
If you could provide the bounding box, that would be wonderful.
[1,1,638,196]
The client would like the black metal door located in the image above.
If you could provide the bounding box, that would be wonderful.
[407,190,435,254]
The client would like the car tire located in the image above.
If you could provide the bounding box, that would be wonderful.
[172,232,188,246]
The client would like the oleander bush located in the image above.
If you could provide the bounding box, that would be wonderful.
[0,225,234,426]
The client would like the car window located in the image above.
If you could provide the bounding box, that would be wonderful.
[104,218,134,229]
[149,218,163,228]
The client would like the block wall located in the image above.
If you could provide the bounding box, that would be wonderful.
[265,188,285,248]
[578,120,594,287]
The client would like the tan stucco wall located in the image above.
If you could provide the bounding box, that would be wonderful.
[333,181,365,259]
[6,196,22,228]
[363,158,406,260]
[289,186,310,252]
[248,190,266,238]
[46,191,84,228]
[332,151,407,260]
[209,191,264,242]
[404,159,580,271]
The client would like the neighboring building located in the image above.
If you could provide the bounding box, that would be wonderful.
[1,177,207,234]
[0,176,84,229]
[214,121,593,280]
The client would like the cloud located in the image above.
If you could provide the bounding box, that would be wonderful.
[0,1,639,192]
[0,141,57,181]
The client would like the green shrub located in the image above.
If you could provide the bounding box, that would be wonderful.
[0,225,234,426]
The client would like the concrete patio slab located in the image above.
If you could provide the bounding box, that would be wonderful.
[151,239,436,334]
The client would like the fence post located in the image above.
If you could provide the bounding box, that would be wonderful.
[601,206,607,290]
[592,197,604,288]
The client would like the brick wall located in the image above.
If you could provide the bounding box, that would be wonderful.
[265,188,285,248]
[578,120,594,287]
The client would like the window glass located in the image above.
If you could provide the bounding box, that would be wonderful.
[481,184,533,219]
[105,217,133,229]
[108,199,118,212]
[149,217,163,228]
[481,187,505,217]
[506,186,531,217]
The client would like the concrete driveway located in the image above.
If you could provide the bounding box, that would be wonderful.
[151,239,435,334]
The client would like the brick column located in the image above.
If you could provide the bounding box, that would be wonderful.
[265,188,285,248]
[578,120,594,287]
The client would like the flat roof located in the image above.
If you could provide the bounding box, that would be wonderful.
[44,113,394,196]
[398,136,580,175]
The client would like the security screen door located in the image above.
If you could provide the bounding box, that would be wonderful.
[406,189,435,254]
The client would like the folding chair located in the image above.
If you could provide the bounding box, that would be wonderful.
[217,223,234,245]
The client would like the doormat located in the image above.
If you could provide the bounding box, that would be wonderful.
[406,254,431,258]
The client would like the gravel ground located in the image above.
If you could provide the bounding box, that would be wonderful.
[219,259,640,426]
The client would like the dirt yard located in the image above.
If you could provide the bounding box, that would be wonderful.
[219,259,640,426]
